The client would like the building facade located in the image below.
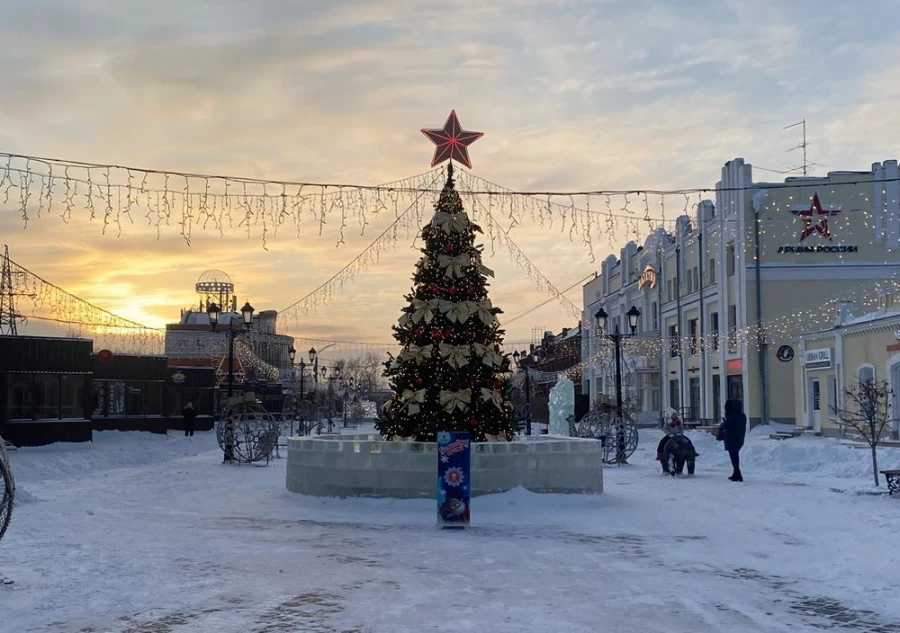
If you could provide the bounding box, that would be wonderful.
[164,308,294,383]
[584,157,900,427]
[794,301,900,439]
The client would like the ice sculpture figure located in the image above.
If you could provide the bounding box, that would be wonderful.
[548,378,575,436]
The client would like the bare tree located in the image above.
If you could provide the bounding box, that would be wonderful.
[833,379,893,487]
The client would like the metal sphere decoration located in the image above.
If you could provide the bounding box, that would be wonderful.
[0,440,15,542]
[575,407,639,465]
[216,396,280,464]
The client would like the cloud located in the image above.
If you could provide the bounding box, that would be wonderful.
[1,0,898,350]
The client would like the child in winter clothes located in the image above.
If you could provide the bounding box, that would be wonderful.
[656,408,685,460]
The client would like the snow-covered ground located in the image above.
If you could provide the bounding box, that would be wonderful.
[2,425,899,633]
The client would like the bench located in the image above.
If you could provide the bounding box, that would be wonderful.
[881,470,900,496]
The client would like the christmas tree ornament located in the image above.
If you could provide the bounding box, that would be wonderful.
[420,110,484,170]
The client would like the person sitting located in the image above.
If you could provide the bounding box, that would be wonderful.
[656,408,683,461]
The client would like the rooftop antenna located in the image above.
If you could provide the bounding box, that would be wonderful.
[784,119,810,177]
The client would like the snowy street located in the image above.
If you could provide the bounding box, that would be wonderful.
[3,427,900,633]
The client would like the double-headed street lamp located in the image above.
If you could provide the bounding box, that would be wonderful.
[207,300,255,463]
[595,304,641,464]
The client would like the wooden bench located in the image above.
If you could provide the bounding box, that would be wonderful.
[881,470,900,496]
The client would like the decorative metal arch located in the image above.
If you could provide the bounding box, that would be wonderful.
[0,440,15,542]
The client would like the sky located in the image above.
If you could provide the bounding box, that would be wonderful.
[2,0,900,363]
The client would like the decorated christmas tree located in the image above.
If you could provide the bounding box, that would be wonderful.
[377,111,514,442]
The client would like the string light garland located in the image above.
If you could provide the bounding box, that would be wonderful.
[5,150,900,371]
[3,253,165,354]
[275,171,442,325]
[6,150,899,255]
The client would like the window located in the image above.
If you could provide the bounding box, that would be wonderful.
[34,374,60,420]
[668,279,674,300]
[710,312,720,351]
[7,374,33,420]
[669,379,680,410]
[689,318,699,355]
[693,267,699,292]
[726,242,735,276]
[638,373,660,413]
[709,259,716,284]
[858,365,875,384]
[651,302,658,330]
[828,376,838,419]
[594,377,604,398]
[669,324,680,357]
[728,304,738,353]
[60,375,84,419]
[687,271,693,293]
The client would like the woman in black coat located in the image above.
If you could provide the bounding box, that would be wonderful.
[722,399,746,482]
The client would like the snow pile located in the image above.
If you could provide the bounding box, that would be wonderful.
[665,425,900,481]
[7,430,219,485]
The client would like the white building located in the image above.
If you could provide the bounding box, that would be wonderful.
[584,157,900,427]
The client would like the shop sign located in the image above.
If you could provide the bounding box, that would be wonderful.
[804,348,831,369]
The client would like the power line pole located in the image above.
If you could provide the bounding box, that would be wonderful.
[0,245,22,336]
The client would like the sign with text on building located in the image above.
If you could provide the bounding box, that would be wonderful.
[639,265,657,290]
[776,193,858,255]
[804,348,832,370]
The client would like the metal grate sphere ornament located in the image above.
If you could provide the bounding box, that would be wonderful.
[0,440,15,542]
[216,397,280,464]
[576,407,639,465]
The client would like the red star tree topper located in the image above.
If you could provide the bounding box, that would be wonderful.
[421,110,483,169]
[792,193,841,241]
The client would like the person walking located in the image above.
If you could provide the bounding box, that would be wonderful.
[182,401,197,437]
[722,399,746,481]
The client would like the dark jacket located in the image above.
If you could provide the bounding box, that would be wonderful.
[182,406,198,423]
[722,399,747,451]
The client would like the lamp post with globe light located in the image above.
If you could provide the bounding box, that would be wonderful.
[207,300,255,463]
[594,304,641,464]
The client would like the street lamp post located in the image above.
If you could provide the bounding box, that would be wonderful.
[308,344,336,397]
[208,300,255,463]
[595,305,641,465]
[512,350,532,436]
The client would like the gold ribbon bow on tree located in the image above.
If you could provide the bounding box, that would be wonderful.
[439,343,470,369]
[472,343,504,368]
[481,387,505,411]
[439,299,471,324]
[432,210,470,234]
[437,253,471,279]
[400,343,433,365]
[400,389,427,415]
[465,299,496,325]
[439,388,472,413]
[410,298,439,323]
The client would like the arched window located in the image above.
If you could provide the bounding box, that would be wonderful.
[858,364,876,385]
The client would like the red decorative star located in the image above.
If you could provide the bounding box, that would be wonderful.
[792,193,840,241]
[421,110,483,169]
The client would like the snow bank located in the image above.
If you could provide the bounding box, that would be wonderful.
[653,425,900,481]
[7,430,219,485]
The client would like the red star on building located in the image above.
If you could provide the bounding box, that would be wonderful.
[421,110,483,169]
[791,193,841,241]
